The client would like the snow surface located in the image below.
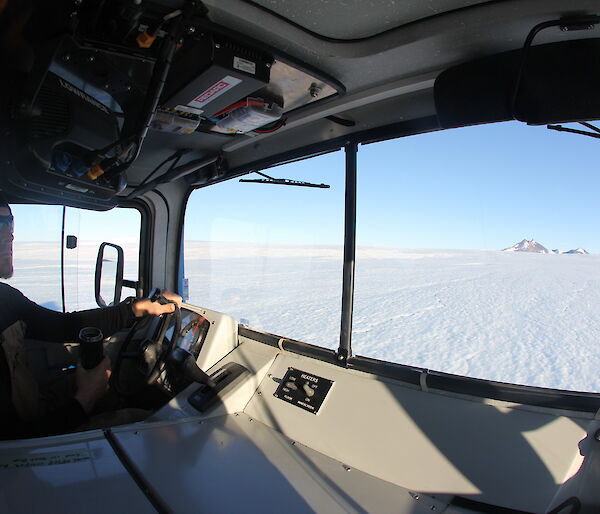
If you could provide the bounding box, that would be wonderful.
[184,242,600,393]
[8,241,139,311]
[7,241,600,393]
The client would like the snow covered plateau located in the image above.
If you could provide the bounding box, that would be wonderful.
[8,241,600,394]
[184,242,600,393]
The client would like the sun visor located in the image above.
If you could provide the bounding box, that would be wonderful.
[434,38,600,128]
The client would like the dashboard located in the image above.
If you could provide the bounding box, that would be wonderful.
[159,308,211,393]
[164,308,210,358]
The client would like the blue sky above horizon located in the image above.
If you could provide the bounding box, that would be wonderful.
[185,120,600,253]
[11,120,600,253]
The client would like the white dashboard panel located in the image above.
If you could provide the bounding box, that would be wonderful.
[112,413,448,513]
[243,351,591,513]
[0,432,154,514]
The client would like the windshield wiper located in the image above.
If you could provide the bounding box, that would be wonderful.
[547,122,600,140]
[239,171,330,188]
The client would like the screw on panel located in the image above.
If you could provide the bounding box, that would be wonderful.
[595,429,600,441]
[290,441,296,445]
[309,82,322,98]
[430,506,437,511]
[87,55,95,62]
[409,492,420,500]
[257,391,262,395]
[188,26,196,34]
[342,464,351,471]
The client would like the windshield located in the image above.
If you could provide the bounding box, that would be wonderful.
[184,120,600,393]
[184,151,345,348]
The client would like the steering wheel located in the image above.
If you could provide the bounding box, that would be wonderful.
[111,294,181,396]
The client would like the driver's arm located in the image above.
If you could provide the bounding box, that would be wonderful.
[2,284,182,342]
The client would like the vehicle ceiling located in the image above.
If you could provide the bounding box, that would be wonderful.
[243,0,497,40]
[1,0,599,206]
[126,0,599,189]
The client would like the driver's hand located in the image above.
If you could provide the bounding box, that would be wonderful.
[74,357,111,415]
[131,289,183,317]
[160,289,183,307]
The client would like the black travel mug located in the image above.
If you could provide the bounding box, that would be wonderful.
[78,327,104,370]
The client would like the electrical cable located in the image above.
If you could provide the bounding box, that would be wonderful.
[254,118,287,133]
[135,150,186,188]
[212,99,268,118]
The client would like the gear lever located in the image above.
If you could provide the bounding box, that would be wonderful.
[170,347,216,388]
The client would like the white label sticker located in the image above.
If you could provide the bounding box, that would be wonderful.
[188,76,242,109]
[64,183,89,193]
[0,449,90,468]
[176,104,204,115]
[233,56,256,75]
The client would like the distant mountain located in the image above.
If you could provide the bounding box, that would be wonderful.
[502,239,550,254]
[503,240,590,254]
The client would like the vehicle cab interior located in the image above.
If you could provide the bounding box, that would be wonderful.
[1,1,600,513]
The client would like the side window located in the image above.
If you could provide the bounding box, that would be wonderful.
[63,207,140,311]
[9,205,64,310]
[354,121,600,392]
[184,152,345,349]
[6,205,140,311]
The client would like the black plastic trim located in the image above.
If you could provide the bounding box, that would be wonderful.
[337,142,357,361]
[451,496,534,514]
[346,355,422,387]
[188,362,250,413]
[240,327,600,413]
[351,355,600,412]
[104,429,172,514]
[238,326,339,366]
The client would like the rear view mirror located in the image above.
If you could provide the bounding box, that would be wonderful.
[95,242,124,307]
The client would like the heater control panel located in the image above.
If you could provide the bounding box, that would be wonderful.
[274,367,333,414]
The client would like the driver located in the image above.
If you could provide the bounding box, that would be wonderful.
[0,195,182,439]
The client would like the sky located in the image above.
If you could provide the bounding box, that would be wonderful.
[11,120,600,253]
[12,204,140,244]
[184,120,600,253]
